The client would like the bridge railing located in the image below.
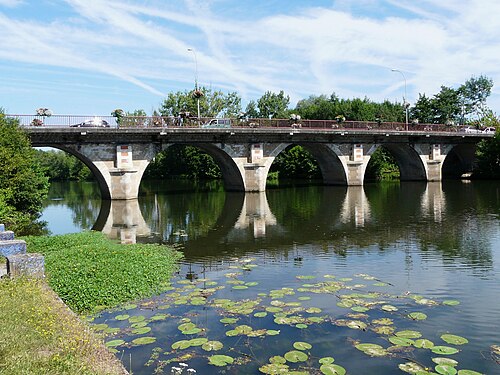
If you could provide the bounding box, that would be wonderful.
[8,114,458,132]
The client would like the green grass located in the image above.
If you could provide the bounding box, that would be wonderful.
[24,231,183,314]
[0,277,127,375]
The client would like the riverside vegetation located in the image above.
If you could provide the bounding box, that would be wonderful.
[0,231,182,375]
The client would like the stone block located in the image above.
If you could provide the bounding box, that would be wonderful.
[0,240,27,257]
[0,231,15,241]
[6,253,45,278]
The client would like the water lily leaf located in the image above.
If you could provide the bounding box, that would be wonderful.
[202,340,223,351]
[122,303,137,310]
[266,307,283,313]
[266,330,280,336]
[150,314,168,321]
[235,325,253,334]
[296,275,316,280]
[131,321,148,328]
[373,282,388,287]
[115,314,130,321]
[457,370,483,375]
[298,296,311,300]
[188,338,208,346]
[491,344,500,355]
[339,278,352,282]
[372,326,395,335]
[293,341,312,351]
[247,329,267,337]
[351,306,369,312]
[284,350,308,363]
[399,362,425,374]
[105,339,125,347]
[269,355,287,364]
[389,337,415,346]
[320,364,346,375]
[442,300,460,306]
[435,364,457,375]
[372,318,394,325]
[355,343,388,357]
[305,306,321,313]
[182,328,202,335]
[172,340,191,350]
[432,358,458,366]
[131,336,156,346]
[232,285,248,290]
[295,323,308,329]
[396,330,422,339]
[382,305,398,311]
[178,322,196,331]
[220,317,239,324]
[408,312,428,320]
[128,315,146,323]
[259,363,289,374]
[225,329,238,337]
[414,339,435,349]
[208,354,234,367]
[92,323,108,331]
[254,312,268,318]
[319,357,335,364]
[245,281,259,286]
[346,320,367,330]
[131,327,151,335]
[432,346,460,355]
[441,334,469,345]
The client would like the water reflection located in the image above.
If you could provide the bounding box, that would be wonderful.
[42,180,500,270]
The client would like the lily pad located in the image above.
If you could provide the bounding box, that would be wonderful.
[208,354,234,367]
[435,364,458,375]
[293,342,312,351]
[320,364,346,375]
[220,317,239,324]
[432,346,460,355]
[254,312,268,318]
[172,340,191,350]
[457,370,483,375]
[414,339,435,349]
[131,336,156,346]
[432,358,458,366]
[442,300,460,306]
[395,330,422,339]
[269,355,287,364]
[355,343,388,357]
[188,338,208,346]
[319,357,335,364]
[372,325,395,335]
[389,337,414,346]
[115,314,130,321]
[408,312,427,320]
[284,350,308,363]
[399,362,425,374]
[105,339,125,347]
[381,304,398,312]
[259,363,289,374]
[128,315,146,323]
[295,323,308,329]
[441,334,469,345]
[131,327,151,335]
[202,340,223,351]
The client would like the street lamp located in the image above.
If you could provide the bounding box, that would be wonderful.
[187,48,201,120]
[391,69,409,128]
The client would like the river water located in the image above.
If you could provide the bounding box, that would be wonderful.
[41,180,500,375]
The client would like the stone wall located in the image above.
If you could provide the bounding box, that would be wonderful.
[0,224,45,278]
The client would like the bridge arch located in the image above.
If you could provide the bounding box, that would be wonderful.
[376,143,427,181]
[38,145,112,199]
[441,144,477,178]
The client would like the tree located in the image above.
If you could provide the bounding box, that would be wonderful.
[0,110,49,234]
[431,86,461,124]
[458,75,493,122]
[257,90,290,118]
[474,111,500,178]
[411,94,434,124]
[159,87,242,118]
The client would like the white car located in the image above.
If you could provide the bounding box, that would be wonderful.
[482,127,496,134]
[463,126,480,134]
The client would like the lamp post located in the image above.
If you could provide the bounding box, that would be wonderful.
[391,69,409,128]
[187,48,200,120]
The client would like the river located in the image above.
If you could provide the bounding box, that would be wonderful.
[41,180,500,375]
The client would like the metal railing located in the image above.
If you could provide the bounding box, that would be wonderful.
[7,114,461,133]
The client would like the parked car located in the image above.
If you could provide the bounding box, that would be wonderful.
[201,118,231,128]
[482,127,496,134]
[463,126,480,134]
[70,118,109,128]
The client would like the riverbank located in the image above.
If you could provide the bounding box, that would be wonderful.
[0,277,128,374]
[0,231,183,374]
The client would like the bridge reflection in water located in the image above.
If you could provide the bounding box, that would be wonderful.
[92,184,449,245]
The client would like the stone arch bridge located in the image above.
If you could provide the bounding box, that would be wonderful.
[26,127,486,200]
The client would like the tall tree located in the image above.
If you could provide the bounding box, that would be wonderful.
[257,90,290,118]
[458,75,493,122]
[0,110,49,233]
[159,87,241,118]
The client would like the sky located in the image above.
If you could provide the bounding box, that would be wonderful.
[1,0,500,116]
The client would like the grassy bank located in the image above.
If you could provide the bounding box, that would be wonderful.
[0,231,183,374]
[0,277,128,375]
[24,231,183,314]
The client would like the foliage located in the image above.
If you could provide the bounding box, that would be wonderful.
[255,90,290,119]
[24,231,183,313]
[0,110,49,234]
[270,145,321,179]
[35,149,93,181]
[475,124,500,178]
[411,75,493,125]
[295,93,405,122]
[0,277,127,375]
[144,145,221,180]
[159,87,242,118]
[365,147,400,181]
